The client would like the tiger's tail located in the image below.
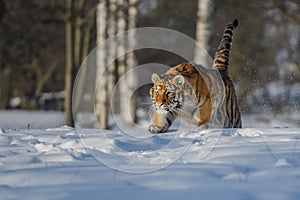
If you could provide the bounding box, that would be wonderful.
[213,19,238,70]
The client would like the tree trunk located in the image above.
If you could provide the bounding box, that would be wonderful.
[194,0,212,67]
[36,64,57,100]
[0,67,12,109]
[73,0,84,70]
[65,0,74,127]
[107,0,118,107]
[72,14,93,115]
[95,0,109,129]
[117,0,129,124]
[121,0,138,124]
[96,0,138,127]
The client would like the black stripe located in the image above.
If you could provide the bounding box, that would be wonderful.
[223,35,232,41]
[151,88,154,98]
[232,19,239,28]
[213,20,238,70]
[215,60,225,64]
[224,30,233,36]
[166,117,172,126]
[219,49,230,54]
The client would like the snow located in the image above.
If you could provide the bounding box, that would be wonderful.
[0,110,65,129]
[0,110,300,199]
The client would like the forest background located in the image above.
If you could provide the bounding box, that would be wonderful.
[0,0,299,127]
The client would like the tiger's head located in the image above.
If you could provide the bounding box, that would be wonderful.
[150,73,185,115]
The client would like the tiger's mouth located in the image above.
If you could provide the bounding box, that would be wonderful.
[156,109,169,115]
[154,101,182,114]
[154,104,171,115]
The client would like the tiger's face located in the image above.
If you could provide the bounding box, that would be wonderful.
[150,74,185,115]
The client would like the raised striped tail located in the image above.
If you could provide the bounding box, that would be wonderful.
[213,19,238,70]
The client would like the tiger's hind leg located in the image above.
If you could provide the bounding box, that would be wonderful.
[191,97,212,127]
[221,73,242,128]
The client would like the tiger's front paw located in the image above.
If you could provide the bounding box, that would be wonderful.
[148,125,168,134]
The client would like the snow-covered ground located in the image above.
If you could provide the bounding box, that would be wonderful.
[0,110,65,129]
[0,110,300,200]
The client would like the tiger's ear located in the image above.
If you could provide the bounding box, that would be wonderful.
[172,75,185,87]
[151,73,160,83]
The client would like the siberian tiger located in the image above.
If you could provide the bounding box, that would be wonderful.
[148,19,242,134]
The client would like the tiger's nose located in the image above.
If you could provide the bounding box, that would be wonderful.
[156,102,164,107]
[154,102,164,109]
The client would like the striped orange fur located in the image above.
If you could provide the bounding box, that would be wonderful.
[148,19,241,134]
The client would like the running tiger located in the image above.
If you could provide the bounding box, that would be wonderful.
[148,19,242,134]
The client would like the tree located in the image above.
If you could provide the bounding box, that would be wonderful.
[118,0,138,124]
[0,0,8,109]
[269,0,300,26]
[194,0,212,67]
[64,0,97,127]
[64,0,73,126]
[0,0,66,109]
[95,0,109,129]
[95,0,139,129]
[116,0,129,123]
